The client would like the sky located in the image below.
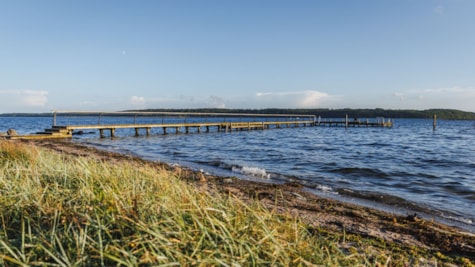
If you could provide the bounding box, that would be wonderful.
[1,0,475,113]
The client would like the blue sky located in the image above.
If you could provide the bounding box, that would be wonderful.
[1,0,475,113]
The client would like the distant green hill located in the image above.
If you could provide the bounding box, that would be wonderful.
[127,108,475,120]
[2,109,475,120]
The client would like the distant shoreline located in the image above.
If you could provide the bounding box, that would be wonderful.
[2,108,475,120]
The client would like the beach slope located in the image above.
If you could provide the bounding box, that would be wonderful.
[0,140,475,266]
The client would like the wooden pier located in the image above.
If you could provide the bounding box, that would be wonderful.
[3,111,392,140]
[315,117,393,128]
[31,111,317,139]
[39,120,315,138]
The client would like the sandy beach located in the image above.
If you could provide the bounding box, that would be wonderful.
[22,139,474,264]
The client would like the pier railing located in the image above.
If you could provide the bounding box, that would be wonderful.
[45,111,317,138]
[52,110,316,126]
[4,111,392,140]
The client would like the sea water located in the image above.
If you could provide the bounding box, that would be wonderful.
[1,116,474,232]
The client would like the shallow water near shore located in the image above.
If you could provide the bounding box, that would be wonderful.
[2,116,475,232]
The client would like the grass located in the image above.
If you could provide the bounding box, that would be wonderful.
[0,141,471,266]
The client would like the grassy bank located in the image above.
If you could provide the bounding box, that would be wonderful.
[0,141,472,266]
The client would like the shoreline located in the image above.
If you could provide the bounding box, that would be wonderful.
[138,155,475,234]
[190,158,475,233]
[307,186,475,234]
[74,138,474,234]
[20,139,475,262]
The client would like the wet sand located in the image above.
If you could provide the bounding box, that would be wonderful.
[24,139,475,261]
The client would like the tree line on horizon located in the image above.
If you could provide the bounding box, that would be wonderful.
[2,108,475,120]
[131,108,475,120]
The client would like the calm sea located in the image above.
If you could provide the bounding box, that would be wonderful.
[2,116,474,232]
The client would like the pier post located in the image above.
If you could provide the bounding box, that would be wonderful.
[345,114,348,129]
[99,129,105,138]
[110,129,115,138]
[433,114,437,131]
[53,111,57,126]
[135,128,139,136]
[146,127,151,136]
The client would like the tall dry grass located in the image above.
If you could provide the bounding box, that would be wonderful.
[0,141,457,266]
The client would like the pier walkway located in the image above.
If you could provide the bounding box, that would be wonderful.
[35,111,317,138]
[315,117,393,128]
[4,111,392,140]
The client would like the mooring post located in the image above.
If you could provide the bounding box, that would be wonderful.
[433,114,437,131]
[345,114,349,129]
[52,111,57,126]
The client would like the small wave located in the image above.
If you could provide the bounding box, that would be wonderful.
[316,184,338,194]
[439,213,474,226]
[232,166,271,179]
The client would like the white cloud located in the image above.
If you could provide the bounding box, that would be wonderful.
[67,86,475,113]
[207,96,226,109]
[0,90,48,112]
[119,95,227,110]
[124,90,338,110]
[391,86,475,111]
[130,96,146,106]
[255,90,332,108]
[20,90,48,107]
[393,92,405,101]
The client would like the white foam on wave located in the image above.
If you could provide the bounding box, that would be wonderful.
[317,184,338,194]
[445,215,473,225]
[232,166,271,179]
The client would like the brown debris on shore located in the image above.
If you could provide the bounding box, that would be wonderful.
[24,139,475,262]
